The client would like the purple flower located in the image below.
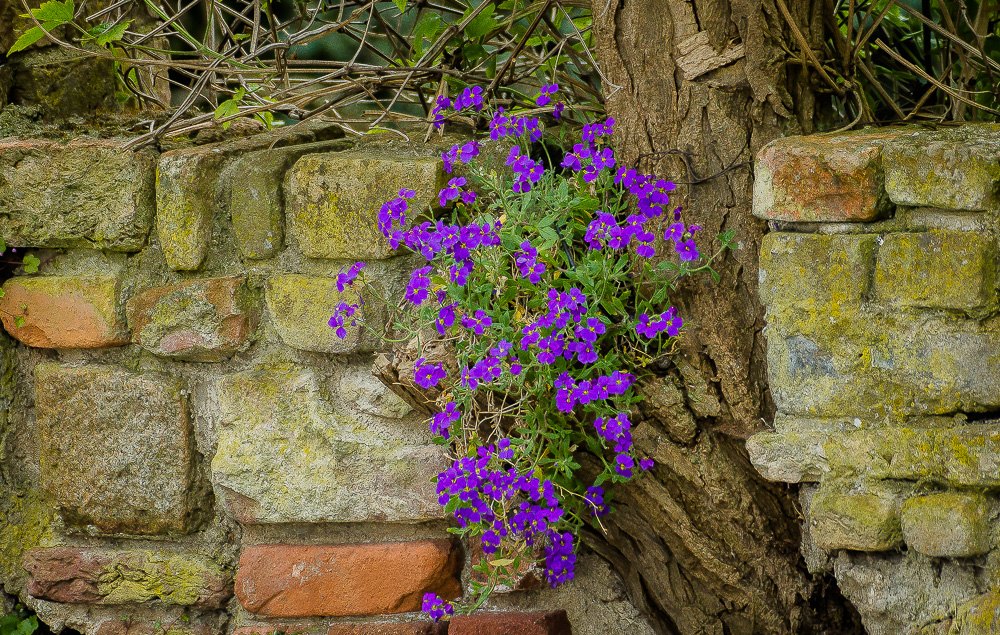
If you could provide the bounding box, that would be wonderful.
[438,176,467,207]
[405,266,433,305]
[635,308,682,338]
[544,532,576,587]
[435,302,457,335]
[536,83,559,107]
[498,438,514,460]
[336,261,366,292]
[414,358,447,389]
[461,310,493,335]
[585,486,609,517]
[676,238,699,261]
[640,457,654,471]
[422,592,454,622]
[615,453,635,478]
[328,300,360,340]
[514,240,546,283]
[461,189,477,206]
[431,401,461,438]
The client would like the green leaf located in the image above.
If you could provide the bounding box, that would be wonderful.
[29,0,73,22]
[22,254,40,274]
[464,3,496,39]
[7,24,59,54]
[91,19,131,46]
[13,316,25,329]
[488,558,514,566]
[393,0,407,12]
[444,495,461,514]
[412,13,440,56]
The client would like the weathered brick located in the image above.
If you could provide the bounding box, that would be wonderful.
[873,231,997,314]
[24,547,230,607]
[286,152,444,260]
[759,233,876,311]
[326,623,443,635]
[234,542,462,617]
[951,591,1000,633]
[810,487,903,551]
[212,368,446,524]
[156,146,228,270]
[901,493,992,557]
[0,276,128,348]
[0,139,156,250]
[227,140,353,260]
[35,363,207,534]
[883,126,1000,211]
[746,430,828,484]
[448,611,572,635]
[232,624,320,635]
[752,133,895,222]
[265,274,387,354]
[126,276,257,362]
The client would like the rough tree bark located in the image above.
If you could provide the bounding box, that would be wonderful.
[585,0,862,633]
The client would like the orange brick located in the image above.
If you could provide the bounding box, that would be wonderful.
[0,276,128,348]
[448,612,572,635]
[235,542,461,618]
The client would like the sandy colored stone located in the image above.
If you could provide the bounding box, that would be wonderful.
[901,493,992,557]
[0,276,128,348]
[285,152,444,260]
[810,487,904,551]
[448,612,572,635]
[35,363,207,534]
[126,276,258,362]
[265,274,387,354]
[156,147,228,271]
[212,367,446,524]
[24,547,231,607]
[234,541,462,617]
[0,139,156,250]
[873,231,997,315]
[882,125,1000,211]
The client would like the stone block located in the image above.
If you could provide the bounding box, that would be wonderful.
[448,612,572,635]
[126,276,257,362]
[901,493,992,557]
[339,364,413,419]
[764,312,1000,419]
[759,232,876,311]
[156,146,228,271]
[752,133,895,222]
[234,541,462,617]
[23,547,230,607]
[228,140,353,260]
[34,363,206,534]
[883,126,1000,211]
[286,152,444,260]
[746,430,829,483]
[212,368,447,523]
[951,591,1000,634]
[0,276,128,348]
[0,139,156,250]
[873,231,997,314]
[265,274,387,354]
[810,487,904,551]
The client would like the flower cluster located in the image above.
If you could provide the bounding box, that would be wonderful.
[422,593,454,622]
[328,299,362,340]
[431,87,484,127]
[436,445,576,586]
[329,102,722,619]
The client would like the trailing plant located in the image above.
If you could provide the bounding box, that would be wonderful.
[330,87,734,619]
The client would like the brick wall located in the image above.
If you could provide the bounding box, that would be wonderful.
[0,127,653,635]
[748,124,1000,634]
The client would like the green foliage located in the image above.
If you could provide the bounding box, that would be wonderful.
[1,606,39,635]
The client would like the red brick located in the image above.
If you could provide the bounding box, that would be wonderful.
[232,624,320,635]
[126,276,257,361]
[752,133,900,222]
[448,612,572,635]
[325,623,443,635]
[235,542,462,617]
[0,276,128,348]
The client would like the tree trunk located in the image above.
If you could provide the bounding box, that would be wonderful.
[586,0,862,632]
